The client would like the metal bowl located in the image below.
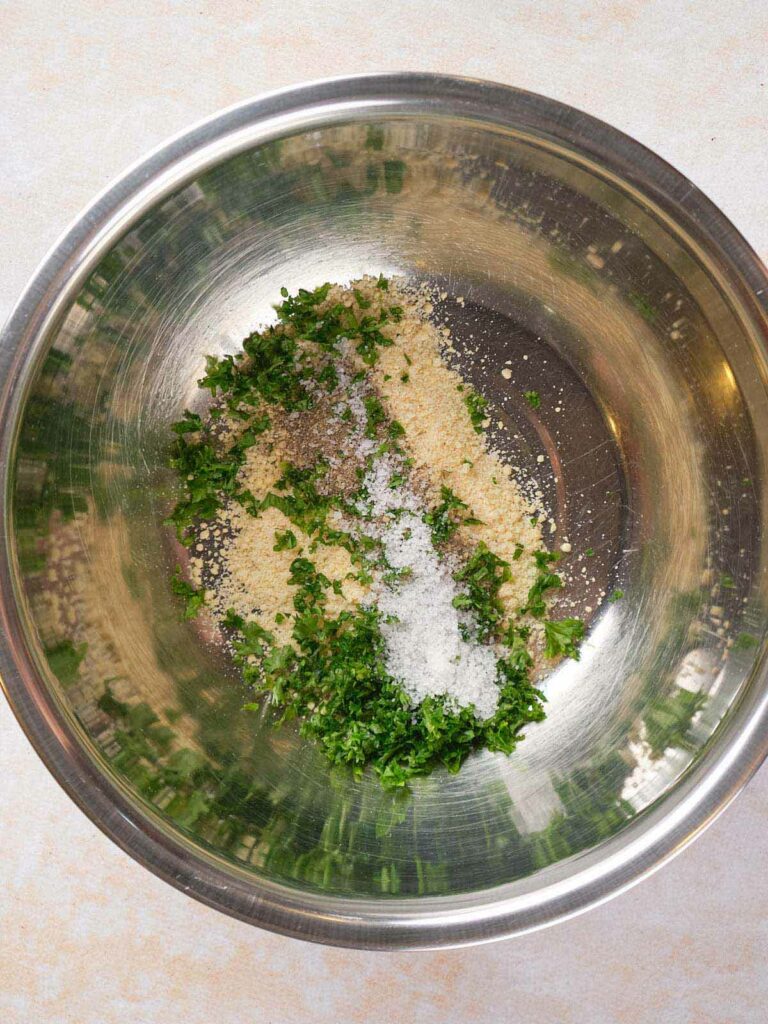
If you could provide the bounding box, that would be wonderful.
[2,74,768,949]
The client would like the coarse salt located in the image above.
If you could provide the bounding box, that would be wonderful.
[360,458,501,720]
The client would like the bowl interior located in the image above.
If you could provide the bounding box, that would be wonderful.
[6,93,768,936]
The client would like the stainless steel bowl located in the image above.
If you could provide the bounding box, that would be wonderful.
[2,74,768,949]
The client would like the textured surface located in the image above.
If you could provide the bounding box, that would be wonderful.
[2,1,767,1021]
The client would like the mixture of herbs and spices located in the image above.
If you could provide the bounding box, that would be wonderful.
[167,276,584,788]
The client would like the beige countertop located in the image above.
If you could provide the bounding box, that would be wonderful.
[2,2,767,1021]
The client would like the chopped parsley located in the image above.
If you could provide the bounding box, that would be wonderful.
[230,590,546,788]
[523,390,541,409]
[424,486,482,546]
[165,427,259,543]
[258,462,345,542]
[363,395,387,438]
[464,389,488,432]
[171,410,203,435]
[543,618,585,660]
[273,529,298,552]
[452,543,511,641]
[521,552,564,618]
[356,315,395,365]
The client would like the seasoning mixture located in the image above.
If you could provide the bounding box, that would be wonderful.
[167,276,584,787]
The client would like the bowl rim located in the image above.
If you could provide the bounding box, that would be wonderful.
[2,71,768,950]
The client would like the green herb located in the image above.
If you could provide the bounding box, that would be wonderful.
[287,557,333,613]
[383,564,413,586]
[197,353,236,396]
[422,487,484,546]
[521,556,563,618]
[533,550,560,569]
[523,390,541,409]
[363,395,387,438]
[452,543,511,640]
[720,573,736,589]
[608,589,624,603]
[400,372,410,383]
[512,543,524,561]
[165,428,253,542]
[226,322,313,411]
[258,462,336,538]
[376,273,389,290]
[464,389,488,432]
[223,608,276,669]
[228,603,545,789]
[171,567,206,619]
[543,618,585,660]
[317,361,339,391]
[356,315,395,366]
[171,410,203,435]
[273,529,298,552]
[585,547,595,557]
[424,486,469,545]
[354,288,372,309]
